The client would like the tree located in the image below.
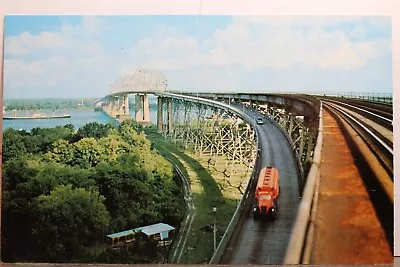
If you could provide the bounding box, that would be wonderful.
[98,135,134,163]
[2,121,186,263]
[2,158,46,261]
[63,123,75,132]
[2,129,27,162]
[33,185,110,261]
[31,126,74,147]
[118,121,151,149]
[94,161,152,231]
[73,122,114,141]
[72,138,105,168]
[1,127,75,161]
[44,139,75,165]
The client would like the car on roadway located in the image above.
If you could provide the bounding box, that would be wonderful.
[256,117,264,124]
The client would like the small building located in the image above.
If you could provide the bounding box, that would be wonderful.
[106,222,175,248]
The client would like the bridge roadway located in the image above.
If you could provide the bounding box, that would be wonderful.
[220,106,300,264]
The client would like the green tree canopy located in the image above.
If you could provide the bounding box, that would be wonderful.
[2,129,28,162]
[33,185,110,261]
[2,119,185,263]
[73,121,115,141]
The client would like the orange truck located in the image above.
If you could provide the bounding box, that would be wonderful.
[252,166,280,219]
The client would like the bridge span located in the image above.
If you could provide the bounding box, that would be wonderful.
[96,69,393,264]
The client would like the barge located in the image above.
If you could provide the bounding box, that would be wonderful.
[3,113,71,120]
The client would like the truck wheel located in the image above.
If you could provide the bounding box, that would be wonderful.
[270,207,277,220]
[252,207,259,220]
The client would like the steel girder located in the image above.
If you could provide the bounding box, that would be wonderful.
[248,101,313,169]
[181,93,319,163]
[159,97,257,189]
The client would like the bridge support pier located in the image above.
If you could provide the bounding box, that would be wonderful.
[167,99,173,134]
[157,97,164,132]
[135,94,151,125]
[123,94,129,115]
[115,94,131,122]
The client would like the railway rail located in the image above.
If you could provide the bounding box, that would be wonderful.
[317,100,393,261]
[322,100,393,180]
[284,98,393,264]
[320,97,392,129]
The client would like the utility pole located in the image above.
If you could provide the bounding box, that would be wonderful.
[213,207,217,253]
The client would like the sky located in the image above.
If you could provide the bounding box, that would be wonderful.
[3,15,392,99]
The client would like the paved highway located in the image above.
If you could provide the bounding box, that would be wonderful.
[221,107,300,264]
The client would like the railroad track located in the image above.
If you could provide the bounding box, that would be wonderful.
[320,97,392,129]
[321,100,393,250]
[321,100,393,179]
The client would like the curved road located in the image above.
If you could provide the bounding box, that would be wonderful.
[221,108,300,264]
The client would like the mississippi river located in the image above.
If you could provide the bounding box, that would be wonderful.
[2,109,158,132]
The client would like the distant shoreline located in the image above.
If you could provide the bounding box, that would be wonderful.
[4,107,94,112]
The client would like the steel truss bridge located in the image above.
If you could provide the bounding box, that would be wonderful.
[96,69,393,265]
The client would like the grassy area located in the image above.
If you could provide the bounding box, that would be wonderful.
[145,129,251,264]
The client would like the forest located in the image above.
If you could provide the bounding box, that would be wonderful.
[2,120,185,263]
[4,98,96,111]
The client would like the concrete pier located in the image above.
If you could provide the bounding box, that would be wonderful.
[135,94,151,125]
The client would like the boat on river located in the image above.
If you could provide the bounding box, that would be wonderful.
[3,112,71,120]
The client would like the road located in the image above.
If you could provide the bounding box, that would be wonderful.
[221,107,300,264]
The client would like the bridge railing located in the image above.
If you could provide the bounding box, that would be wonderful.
[283,101,323,264]
[291,91,392,104]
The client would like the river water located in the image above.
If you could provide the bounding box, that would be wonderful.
[2,109,158,132]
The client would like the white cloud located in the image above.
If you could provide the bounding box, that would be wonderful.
[120,16,391,93]
[4,52,118,98]
[126,17,387,73]
[5,57,67,88]
[5,16,104,57]
[5,31,69,56]
[4,17,121,98]
[4,16,392,98]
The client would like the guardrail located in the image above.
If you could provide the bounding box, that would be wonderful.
[283,102,323,264]
[295,92,392,104]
